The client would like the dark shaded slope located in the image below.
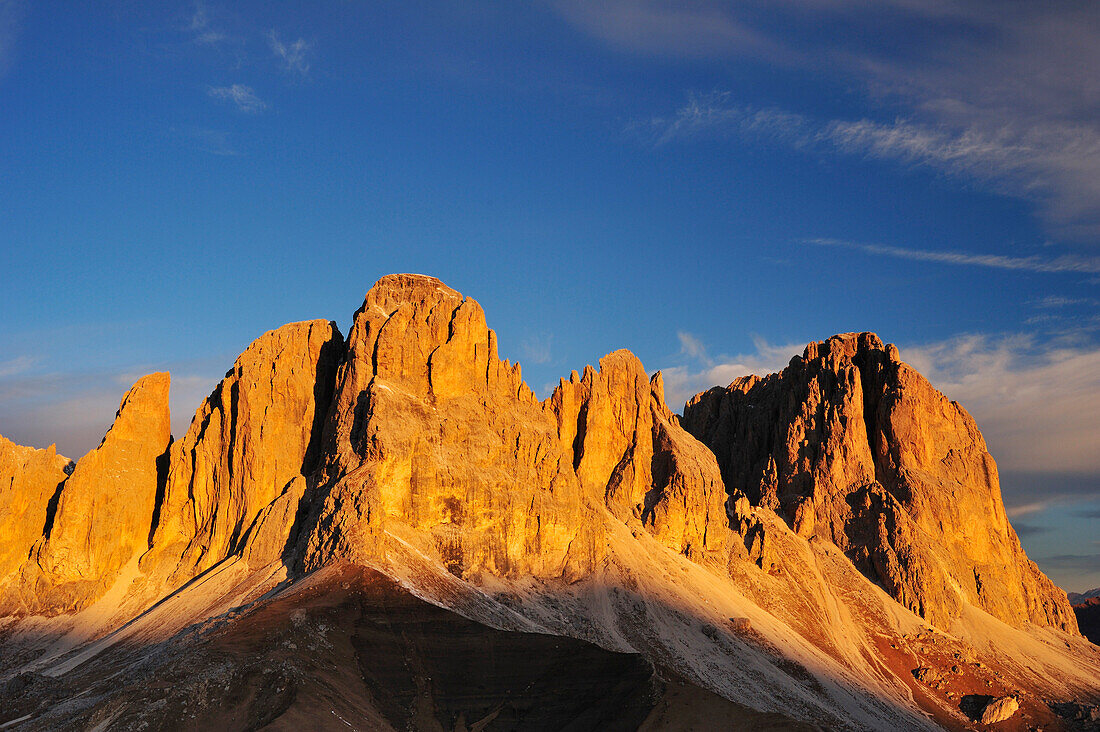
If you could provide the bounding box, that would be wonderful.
[0,563,816,731]
[1075,597,1100,645]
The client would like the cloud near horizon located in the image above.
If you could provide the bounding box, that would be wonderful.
[661,333,803,410]
[662,329,1100,508]
[902,333,1100,475]
[0,366,224,460]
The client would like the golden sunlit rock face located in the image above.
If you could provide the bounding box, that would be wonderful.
[0,277,1074,645]
[302,274,725,579]
[0,438,71,599]
[682,332,1078,633]
[141,320,344,589]
[0,374,170,615]
[303,274,600,579]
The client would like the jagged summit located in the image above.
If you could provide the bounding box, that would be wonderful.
[683,331,1077,633]
[0,278,1095,732]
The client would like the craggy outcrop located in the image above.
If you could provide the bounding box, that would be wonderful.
[2,374,171,615]
[683,332,1077,633]
[299,275,728,578]
[0,439,72,587]
[142,321,344,588]
[547,354,727,557]
[303,275,600,579]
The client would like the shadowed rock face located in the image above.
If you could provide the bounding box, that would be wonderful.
[682,332,1077,633]
[1073,597,1100,644]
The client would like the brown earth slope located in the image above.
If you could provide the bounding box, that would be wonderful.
[0,563,818,732]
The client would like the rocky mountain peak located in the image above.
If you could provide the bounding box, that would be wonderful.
[683,332,1077,633]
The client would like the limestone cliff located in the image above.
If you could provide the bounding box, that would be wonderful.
[682,332,1077,633]
[302,274,599,579]
[1,374,171,615]
[0,439,71,587]
[143,320,343,588]
[0,281,1073,648]
[298,274,728,579]
[1,277,1094,732]
[547,353,727,557]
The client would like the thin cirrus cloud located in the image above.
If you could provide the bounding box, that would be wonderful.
[188,2,227,45]
[551,0,785,61]
[208,84,266,113]
[267,30,310,76]
[635,91,1100,241]
[567,1,1100,239]
[802,237,1100,276]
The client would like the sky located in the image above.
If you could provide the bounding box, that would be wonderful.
[1,1,1098,591]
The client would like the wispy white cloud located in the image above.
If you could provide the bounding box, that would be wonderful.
[661,333,802,410]
[0,366,223,460]
[639,90,1100,240]
[803,237,1100,275]
[552,0,784,61]
[188,2,227,45]
[171,126,239,156]
[588,2,1100,239]
[631,92,807,147]
[662,327,1100,514]
[0,355,34,379]
[267,30,311,76]
[677,331,709,362]
[1029,295,1100,309]
[1006,502,1049,519]
[208,83,266,113]
[520,333,554,365]
[902,333,1100,475]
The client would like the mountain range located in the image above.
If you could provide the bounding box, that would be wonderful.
[1,274,1097,731]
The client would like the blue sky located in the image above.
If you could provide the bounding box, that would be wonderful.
[1,1,1098,590]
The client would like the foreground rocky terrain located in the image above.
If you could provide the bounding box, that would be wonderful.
[1,274,1097,731]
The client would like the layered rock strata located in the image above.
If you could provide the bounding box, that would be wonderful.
[682,332,1077,633]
